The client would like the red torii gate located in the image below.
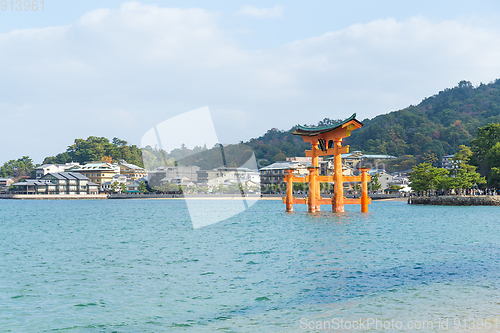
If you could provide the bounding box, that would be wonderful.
[283,114,371,213]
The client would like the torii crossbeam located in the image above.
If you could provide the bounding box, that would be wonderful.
[284,114,371,213]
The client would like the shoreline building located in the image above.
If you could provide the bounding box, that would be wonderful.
[259,162,310,187]
[147,166,200,188]
[0,178,14,193]
[10,172,99,195]
[100,174,147,193]
[338,151,396,170]
[286,157,331,176]
[197,167,259,188]
[368,169,394,192]
[117,161,148,180]
[35,162,80,178]
[67,163,120,186]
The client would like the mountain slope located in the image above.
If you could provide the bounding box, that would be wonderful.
[347,80,500,158]
[246,79,500,166]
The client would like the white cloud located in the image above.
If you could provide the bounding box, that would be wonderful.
[1,3,500,165]
[235,5,284,19]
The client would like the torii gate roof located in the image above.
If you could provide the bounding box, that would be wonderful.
[292,113,363,137]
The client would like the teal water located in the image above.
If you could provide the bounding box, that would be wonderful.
[1,199,500,332]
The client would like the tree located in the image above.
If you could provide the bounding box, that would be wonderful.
[369,173,382,192]
[408,162,448,194]
[470,123,500,176]
[486,142,500,169]
[138,181,147,193]
[320,182,331,193]
[488,167,500,188]
[112,137,128,147]
[389,184,403,191]
[450,145,486,192]
[101,156,113,164]
[110,181,119,193]
[0,156,36,180]
[422,151,438,166]
[386,155,417,173]
[119,183,127,193]
[293,182,302,191]
[198,186,209,194]
[43,136,144,167]
[454,166,485,191]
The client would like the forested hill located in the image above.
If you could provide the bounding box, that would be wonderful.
[248,79,500,165]
[347,80,500,158]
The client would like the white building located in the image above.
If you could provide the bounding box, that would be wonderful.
[101,174,147,193]
[197,167,259,188]
[442,154,455,169]
[35,162,80,178]
[101,174,128,192]
[259,162,310,186]
[337,151,396,169]
[368,169,394,191]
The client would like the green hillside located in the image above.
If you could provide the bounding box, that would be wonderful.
[347,80,500,159]
[247,79,500,168]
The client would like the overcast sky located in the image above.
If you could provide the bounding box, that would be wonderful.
[2,0,500,165]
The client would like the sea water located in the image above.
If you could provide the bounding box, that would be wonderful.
[1,199,500,332]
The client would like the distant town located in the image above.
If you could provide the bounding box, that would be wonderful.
[0,150,430,198]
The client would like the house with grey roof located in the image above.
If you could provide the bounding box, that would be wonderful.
[117,161,148,180]
[10,179,55,195]
[11,172,99,195]
[148,166,200,188]
[335,151,396,170]
[259,162,310,186]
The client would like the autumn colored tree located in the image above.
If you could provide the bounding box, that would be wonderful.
[101,156,113,163]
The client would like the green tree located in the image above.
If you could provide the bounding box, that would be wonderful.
[110,181,119,193]
[488,167,500,188]
[293,182,306,192]
[138,181,147,193]
[386,155,417,173]
[422,151,438,166]
[0,156,36,179]
[43,136,144,167]
[389,184,403,191]
[470,123,500,176]
[408,163,448,194]
[450,145,486,192]
[320,182,331,193]
[119,183,127,193]
[369,173,382,192]
[486,142,500,169]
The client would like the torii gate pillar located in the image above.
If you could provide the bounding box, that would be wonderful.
[332,138,344,212]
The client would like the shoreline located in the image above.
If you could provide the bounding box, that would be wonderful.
[409,195,500,206]
[1,193,405,201]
